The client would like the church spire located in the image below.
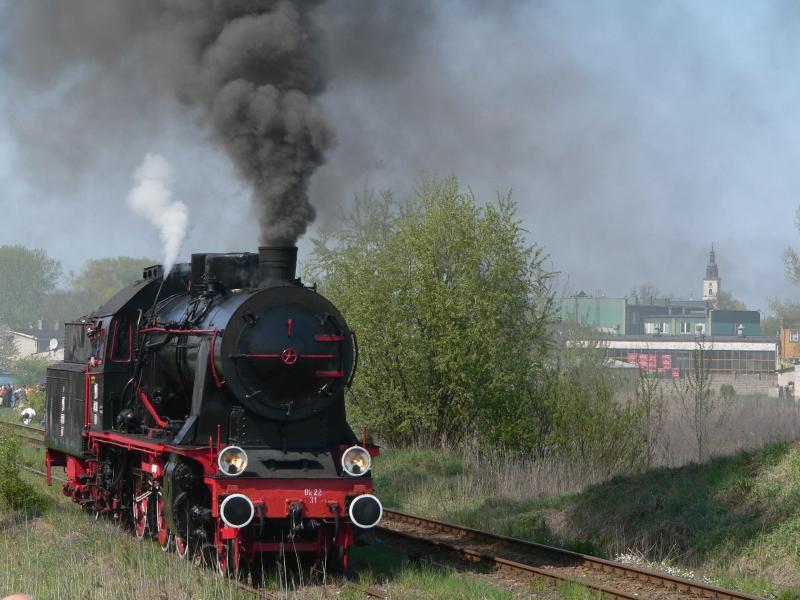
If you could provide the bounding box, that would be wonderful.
[705,243,719,279]
[703,243,720,301]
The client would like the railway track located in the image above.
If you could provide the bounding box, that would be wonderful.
[7,422,763,598]
[378,509,763,599]
[0,419,45,446]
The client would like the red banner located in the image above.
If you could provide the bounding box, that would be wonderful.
[627,352,638,364]
[672,368,680,380]
[661,354,672,369]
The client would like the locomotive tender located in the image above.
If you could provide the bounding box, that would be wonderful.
[44,246,381,577]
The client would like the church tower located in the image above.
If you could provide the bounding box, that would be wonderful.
[703,244,720,301]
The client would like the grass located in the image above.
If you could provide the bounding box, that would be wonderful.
[0,406,19,423]
[373,442,800,597]
[345,541,519,599]
[0,458,519,599]
[8,392,800,598]
[0,474,255,600]
[557,581,604,599]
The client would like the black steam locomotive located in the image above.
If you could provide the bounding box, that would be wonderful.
[44,246,381,578]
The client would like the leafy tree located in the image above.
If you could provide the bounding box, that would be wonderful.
[715,289,747,310]
[11,355,50,386]
[309,177,554,448]
[784,207,800,284]
[0,246,153,328]
[0,325,17,372]
[760,315,780,336]
[761,299,800,336]
[0,246,61,329]
[40,288,84,326]
[64,256,154,317]
[540,334,651,473]
[27,388,45,415]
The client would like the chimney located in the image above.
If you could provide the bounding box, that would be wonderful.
[258,246,298,285]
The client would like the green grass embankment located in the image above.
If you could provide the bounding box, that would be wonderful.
[373,444,800,598]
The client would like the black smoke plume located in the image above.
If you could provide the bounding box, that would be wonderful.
[2,1,332,246]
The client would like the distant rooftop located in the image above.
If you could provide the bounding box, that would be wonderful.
[590,333,778,343]
[562,294,710,308]
[12,319,62,341]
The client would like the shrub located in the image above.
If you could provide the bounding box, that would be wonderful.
[0,430,48,514]
[12,355,50,387]
[310,178,554,449]
[27,389,45,415]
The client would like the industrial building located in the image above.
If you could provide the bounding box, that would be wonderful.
[597,335,778,377]
[558,246,777,378]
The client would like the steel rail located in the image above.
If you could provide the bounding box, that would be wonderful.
[380,508,765,600]
[0,420,44,433]
[0,421,45,446]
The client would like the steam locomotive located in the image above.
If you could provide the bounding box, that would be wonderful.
[44,246,381,579]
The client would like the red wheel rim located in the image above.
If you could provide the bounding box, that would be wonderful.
[217,542,229,576]
[133,497,148,539]
[176,536,189,559]
[156,495,169,548]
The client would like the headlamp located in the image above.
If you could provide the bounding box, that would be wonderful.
[217,446,248,476]
[341,445,371,476]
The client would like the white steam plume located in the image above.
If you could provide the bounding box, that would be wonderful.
[127,153,189,275]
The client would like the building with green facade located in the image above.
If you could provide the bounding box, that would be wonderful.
[557,247,761,338]
[556,294,626,334]
[557,247,774,377]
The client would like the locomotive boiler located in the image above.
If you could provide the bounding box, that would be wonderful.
[44,246,381,579]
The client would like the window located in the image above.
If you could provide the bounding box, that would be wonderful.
[791,330,800,342]
[680,321,690,334]
[111,319,133,363]
[644,322,654,334]
[695,323,705,335]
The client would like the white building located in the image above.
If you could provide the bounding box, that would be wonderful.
[9,320,64,361]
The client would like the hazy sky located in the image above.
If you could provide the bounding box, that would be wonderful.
[1,1,799,312]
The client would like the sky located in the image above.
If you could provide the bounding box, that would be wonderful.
[0,1,799,312]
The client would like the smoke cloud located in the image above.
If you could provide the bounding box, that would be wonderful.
[3,2,800,310]
[127,154,189,275]
[2,1,332,246]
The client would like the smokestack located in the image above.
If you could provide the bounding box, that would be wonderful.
[259,246,298,284]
